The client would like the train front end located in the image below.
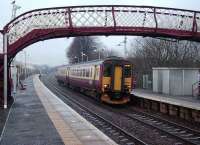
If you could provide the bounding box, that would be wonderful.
[101,58,133,104]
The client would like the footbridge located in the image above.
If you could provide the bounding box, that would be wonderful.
[1,5,200,107]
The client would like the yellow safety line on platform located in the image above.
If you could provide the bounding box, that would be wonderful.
[33,76,82,145]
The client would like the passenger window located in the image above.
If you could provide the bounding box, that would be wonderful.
[96,68,99,79]
[124,65,131,77]
[86,69,89,77]
[103,64,111,77]
[83,69,85,77]
[90,68,92,77]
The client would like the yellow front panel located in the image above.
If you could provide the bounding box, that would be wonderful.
[114,66,122,91]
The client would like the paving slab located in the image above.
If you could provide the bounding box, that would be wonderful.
[33,75,117,145]
[0,77,64,145]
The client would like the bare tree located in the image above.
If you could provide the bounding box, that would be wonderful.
[128,37,200,88]
[66,36,102,63]
[129,37,200,68]
[103,48,120,57]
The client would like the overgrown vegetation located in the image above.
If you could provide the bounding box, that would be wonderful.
[127,37,200,87]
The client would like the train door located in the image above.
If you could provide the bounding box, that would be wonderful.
[114,66,122,91]
[93,65,97,89]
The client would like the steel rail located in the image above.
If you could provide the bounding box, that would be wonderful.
[41,76,148,145]
[121,109,200,145]
[43,75,200,145]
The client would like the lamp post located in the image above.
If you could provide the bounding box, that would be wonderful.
[93,49,101,60]
[11,0,21,95]
[74,56,79,63]
[3,33,8,109]
[11,1,21,19]
[81,51,84,62]
[81,52,88,61]
[92,46,104,60]
[117,36,128,57]
[24,50,27,79]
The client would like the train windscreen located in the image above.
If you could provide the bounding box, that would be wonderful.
[103,64,111,77]
[124,65,131,77]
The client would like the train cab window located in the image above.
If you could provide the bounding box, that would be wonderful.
[103,64,111,77]
[124,65,131,77]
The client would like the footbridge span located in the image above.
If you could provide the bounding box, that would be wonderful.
[1,5,200,107]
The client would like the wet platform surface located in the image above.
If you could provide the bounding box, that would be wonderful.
[0,77,64,145]
[0,75,117,145]
[132,89,200,110]
[34,75,117,145]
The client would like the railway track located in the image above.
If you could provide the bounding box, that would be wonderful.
[95,101,200,145]
[41,76,147,145]
[41,75,200,145]
[122,110,200,145]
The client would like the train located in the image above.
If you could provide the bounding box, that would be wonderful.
[55,56,134,105]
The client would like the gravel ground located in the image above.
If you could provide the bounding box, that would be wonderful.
[42,75,191,145]
[131,104,200,131]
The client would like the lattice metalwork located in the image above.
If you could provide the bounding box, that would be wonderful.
[6,8,69,45]
[114,7,156,27]
[3,6,200,46]
[71,7,114,27]
[156,8,195,31]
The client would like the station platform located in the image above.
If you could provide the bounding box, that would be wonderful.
[0,76,117,145]
[132,89,200,111]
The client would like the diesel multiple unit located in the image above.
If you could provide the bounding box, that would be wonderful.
[55,57,134,104]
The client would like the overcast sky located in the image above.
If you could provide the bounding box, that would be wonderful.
[1,0,200,66]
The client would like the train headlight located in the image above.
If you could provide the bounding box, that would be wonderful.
[124,85,131,92]
[103,84,110,90]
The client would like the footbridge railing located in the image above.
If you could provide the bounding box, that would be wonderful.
[2,5,200,57]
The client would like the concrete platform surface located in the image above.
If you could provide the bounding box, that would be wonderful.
[33,75,117,145]
[0,75,118,145]
[0,77,64,145]
[132,89,200,110]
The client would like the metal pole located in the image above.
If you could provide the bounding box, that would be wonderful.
[98,48,100,60]
[3,33,8,109]
[11,0,21,92]
[24,51,26,78]
[81,52,83,62]
[124,36,127,57]
[11,1,21,19]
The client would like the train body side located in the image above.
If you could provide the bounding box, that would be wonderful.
[66,63,102,93]
[55,57,134,105]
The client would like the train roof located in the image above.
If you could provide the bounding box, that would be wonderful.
[57,56,130,69]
